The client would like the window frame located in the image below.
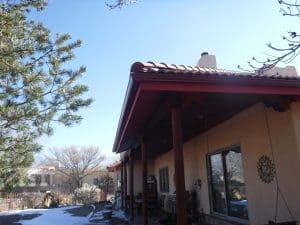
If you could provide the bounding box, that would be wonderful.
[207,144,249,223]
[45,174,51,185]
[159,166,169,193]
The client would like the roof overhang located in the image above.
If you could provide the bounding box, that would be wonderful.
[113,62,300,154]
[106,161,121,172]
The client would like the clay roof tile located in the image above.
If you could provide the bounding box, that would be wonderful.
[130,61,299,80]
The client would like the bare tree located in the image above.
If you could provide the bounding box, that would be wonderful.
[47,146,105,189]
[239,0,300,73]
[106,0,138,9]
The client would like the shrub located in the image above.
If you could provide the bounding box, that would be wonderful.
[20,192,44,209]
[57,193,72,206]
[73,183,100,205]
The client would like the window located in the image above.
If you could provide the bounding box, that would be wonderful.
[159,167,169,193]
[208,146,248,220]
[45,174,51,185]
[93,178,99,186]
[35,175,42,186]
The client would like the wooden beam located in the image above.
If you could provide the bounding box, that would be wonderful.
[121,161,124,209]
[141,140,148,225]
[116,87,142,152]
[263,96,292,112]
[129,151,134,221]
[140,81,300,96]
[145,95,204,132]
[124,160,128,211]
[171,105,188,225]
[145,99,168,131]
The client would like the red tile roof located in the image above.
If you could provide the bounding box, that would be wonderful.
[106,161,121,172]
[131,61,300,80]
[113,61,300,153]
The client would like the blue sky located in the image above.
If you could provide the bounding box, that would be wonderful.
[34,0,300,164]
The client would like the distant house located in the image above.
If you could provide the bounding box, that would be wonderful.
[113,53,300,225]
[15,165,56,192]
[54,166,114,194]
[107,161,121,194]
[16,165,114,194]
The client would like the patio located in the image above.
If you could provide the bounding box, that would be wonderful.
[112,58,300,225]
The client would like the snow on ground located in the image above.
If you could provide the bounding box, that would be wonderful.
[0,206,91,225]
[112,210,127,221]
[21,206,90,225]
[0,208,48,216]
[90,210,104,221]
[0,205,129,225]
[89,209,128,222]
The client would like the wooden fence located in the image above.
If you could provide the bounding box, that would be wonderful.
[0,192,23,211]
[0,190,107,212]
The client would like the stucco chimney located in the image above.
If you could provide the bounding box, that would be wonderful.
[197,52,217,69]
[262,65,298,77]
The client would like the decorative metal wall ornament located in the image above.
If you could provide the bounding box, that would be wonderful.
[257,155,276,183]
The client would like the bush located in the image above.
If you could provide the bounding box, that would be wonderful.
[57,193,72,206]
[73,183,100,205]
[20,192,44,209]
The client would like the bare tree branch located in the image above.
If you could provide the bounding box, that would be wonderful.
[239,0,300,74]
[105,0,138,10]
[46,146,105,189]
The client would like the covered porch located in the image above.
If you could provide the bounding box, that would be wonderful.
[113,60,300,225]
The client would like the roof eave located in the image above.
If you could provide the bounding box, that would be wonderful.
[112,76,135,153]
[113,65,300,153]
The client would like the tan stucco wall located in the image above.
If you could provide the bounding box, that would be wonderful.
[290,102,300,162]
[151,103,300,225]
[154,150,176,194]
[125,159,155,195]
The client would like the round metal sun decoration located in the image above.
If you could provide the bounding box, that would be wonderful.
[257,155,276,184]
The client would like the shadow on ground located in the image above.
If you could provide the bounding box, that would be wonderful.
[65,205,94,217]
[0,213,42,225]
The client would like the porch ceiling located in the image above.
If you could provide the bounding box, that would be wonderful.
[113,61,300,157]
[121,92,287,160]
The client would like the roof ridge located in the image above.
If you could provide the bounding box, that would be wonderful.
[130,61,299,79]
[131,61,250,74]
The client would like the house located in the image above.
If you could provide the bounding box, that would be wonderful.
[15,164,56,192]
[112,53,300,225]
[107,161,121,194]
[16,164,114,195]
[53,166,114,195]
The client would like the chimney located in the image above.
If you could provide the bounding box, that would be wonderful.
[197,52,217,69]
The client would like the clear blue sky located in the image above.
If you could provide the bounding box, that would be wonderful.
[34,0,300,164]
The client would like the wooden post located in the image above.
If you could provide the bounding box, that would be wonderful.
[171,105,188,225]
[121,161,124,209]
[124,159,128,211]
[141,140,148,225]
[129,150,134,221]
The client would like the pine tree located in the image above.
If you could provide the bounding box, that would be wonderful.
[0,0,92,191]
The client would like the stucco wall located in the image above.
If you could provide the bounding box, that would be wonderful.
[126,159,155,195]
[151,103,300,225]
[290,102,300,162]
[154,150,175,194]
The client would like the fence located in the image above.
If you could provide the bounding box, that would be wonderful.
[0,192,23,211]
[0,190,107,212]
[0,192,75,212]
